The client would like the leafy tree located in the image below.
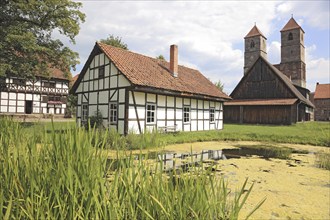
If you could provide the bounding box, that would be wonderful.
[0,0,85,79]
[214,80,225,91]
[156,55,166,61]
[100,35,128,50]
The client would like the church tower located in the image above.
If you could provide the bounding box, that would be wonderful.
[280,17,306,87]
[244,25,267,74]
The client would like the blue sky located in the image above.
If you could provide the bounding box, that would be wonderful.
[67,1,329,94]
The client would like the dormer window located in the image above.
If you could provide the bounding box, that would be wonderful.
[250,40,255,48]
[288,32,293,40]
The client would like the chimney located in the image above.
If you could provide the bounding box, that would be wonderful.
[170,44,178,77]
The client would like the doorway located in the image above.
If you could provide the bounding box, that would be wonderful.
[25,101,33,114]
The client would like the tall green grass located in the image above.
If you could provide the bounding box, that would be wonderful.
[315,152,330,170]
[0,118,264,219]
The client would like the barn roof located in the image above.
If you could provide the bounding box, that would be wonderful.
[229,56,314,108]
[314,83,330,99]
[72,42,230,101]
[225,98,298,106]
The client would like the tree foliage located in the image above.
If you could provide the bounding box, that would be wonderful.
[100,35,128,50]
[0,0,85,79]
[156,55,166,61]
[214,80,224,91]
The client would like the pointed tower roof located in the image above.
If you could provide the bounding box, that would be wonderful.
[281,17,305,33]
[244,25,267,39]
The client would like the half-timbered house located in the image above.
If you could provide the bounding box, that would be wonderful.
[0,69,69,115]
[224,17,314,125]
[71,43,231,134]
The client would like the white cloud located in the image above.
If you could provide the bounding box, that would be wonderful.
[65,1,329,94]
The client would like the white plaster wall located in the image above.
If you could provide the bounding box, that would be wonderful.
[89,105,97,117]
[134,92,145,105]
[118,105,125,119]
[118,75,130,87]
[8,107,15,113]
[104,78,109,89]
[167,97,174,107]
[98,105,108,118]
[89,92,97,105]
[26,94,32,101]
[176,98,182,108]
[99,91,108,104]
[109,90,117,101]
[9,93,16,99]
[119,89,125,102]
[158,95,166,106]
[1,106,7,112]
[105,65,110,77]
[147,93,156,103]
[1,100,8,106]
[99,79,104,90]
[1,92,8,99]
[111,63,118,75]
[191,121,197,131]
[110,76,117,88]
[18,93,24,100]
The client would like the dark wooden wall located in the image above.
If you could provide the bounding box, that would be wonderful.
[224,105,295,125]
[231,58,295,100]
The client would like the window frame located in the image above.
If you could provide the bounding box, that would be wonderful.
[109,102,118,124]
[288,32,293,41]
[183,106,190,124]
[210,108,215,123]
[146,103,156,124]
[82,104,88,122]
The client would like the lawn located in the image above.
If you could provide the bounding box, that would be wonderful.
[20,121,330,147]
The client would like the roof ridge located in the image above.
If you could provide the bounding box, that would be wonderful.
[97,42,200,72]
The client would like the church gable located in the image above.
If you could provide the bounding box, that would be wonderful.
[231,57,296,100]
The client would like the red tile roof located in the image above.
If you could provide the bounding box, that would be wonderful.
[225,98,298,106]
[245,25,266,39]
[94,42,230,100]
[314,83,330,99]
[49,67,68,80]
[71,74,79,84]
[281,17,304,33]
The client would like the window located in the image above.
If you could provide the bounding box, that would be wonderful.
[13,78,25,86]
[183,106,190,123]
[43,81,56,88]
[250,40,255,48]
[210,108,215,123]
[288,32,293,40]
[109,103,117,124]
[146,104,156,124]
[82,104,88,122]
[99,66,105,78]
[49,96,61,101]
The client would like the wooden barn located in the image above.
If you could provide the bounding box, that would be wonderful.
[71,43,230,134]
[224,57,314,124]
[0,69,69,115]
[225,17,314,125]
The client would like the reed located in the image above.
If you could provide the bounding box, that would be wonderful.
[315,152,330,170]
[0,117,263,219]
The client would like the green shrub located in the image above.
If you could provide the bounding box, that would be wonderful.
[86,110,104,130]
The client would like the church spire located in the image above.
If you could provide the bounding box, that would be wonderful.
[245,25,267,39]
